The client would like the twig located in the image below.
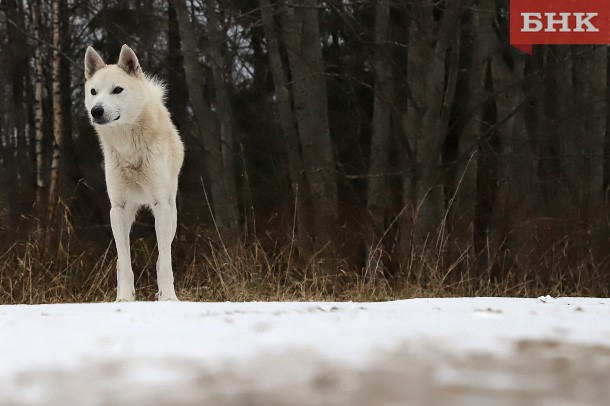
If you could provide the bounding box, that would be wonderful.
[200,176,231,261]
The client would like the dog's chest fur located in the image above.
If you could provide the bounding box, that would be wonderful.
[100,124,160,188]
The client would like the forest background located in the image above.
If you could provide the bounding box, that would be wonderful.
[1,0,609,303]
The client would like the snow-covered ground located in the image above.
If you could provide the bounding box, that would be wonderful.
[1,297,610,405]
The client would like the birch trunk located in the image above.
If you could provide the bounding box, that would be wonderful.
[32,1,45,213]
[48,0,63,220]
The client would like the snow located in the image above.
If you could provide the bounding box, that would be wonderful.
[1,297,609,405]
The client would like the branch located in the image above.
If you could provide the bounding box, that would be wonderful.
[3,17,79,68]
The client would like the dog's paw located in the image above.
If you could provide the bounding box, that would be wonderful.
[158,295,180,302]
[116,291,135,302]
[156,291,179,302]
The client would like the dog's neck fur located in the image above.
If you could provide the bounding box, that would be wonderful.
[95,96,164,168]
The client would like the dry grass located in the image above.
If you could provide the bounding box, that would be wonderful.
[1,197,608,304]
[0,235,393,304]
[0,218,608,305]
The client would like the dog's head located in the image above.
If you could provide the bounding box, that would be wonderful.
[84,45,149,126]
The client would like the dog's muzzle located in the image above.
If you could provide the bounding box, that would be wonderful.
[91,105,107,124]
[90,105,120,124]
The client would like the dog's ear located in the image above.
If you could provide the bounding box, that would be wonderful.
[85,47,105,80]
[117,44,142,78]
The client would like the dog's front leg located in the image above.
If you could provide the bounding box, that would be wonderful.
[153,201,178,301]
[110,203,136,301]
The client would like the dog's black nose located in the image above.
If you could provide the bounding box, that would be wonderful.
[91,105,104,119]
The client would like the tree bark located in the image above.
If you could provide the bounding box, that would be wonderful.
[584,45,608,262]
[450,3,492,265]
[167,2,190,133]
[260,0,314,257]
[279,0,338,250]
[48,0,63,221]
[365,0,394,279]
[3,0,29,225]
[203,0,239,234]
[542,47,576,219]
[400,0,462,270]
[488,40,540,274]
[172,0,240,241]
[31,0,45,214]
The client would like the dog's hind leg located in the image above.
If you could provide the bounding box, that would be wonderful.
[153,199,178,301]
[111,202,137,302]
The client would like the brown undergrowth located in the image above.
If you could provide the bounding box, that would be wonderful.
[0,216,608,304]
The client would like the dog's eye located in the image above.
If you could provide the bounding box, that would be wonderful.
[113,87,124,94]
[90,88,97,96]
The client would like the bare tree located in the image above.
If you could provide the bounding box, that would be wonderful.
[48,0,63,220]
[488,37,540,271]
[203,0,240,235]
[172,0,239,240]
[400,0,462,265]
[2,0,30,224]
[260,0,314,257]
[365,0,394,279]
[449,3,492,264]
[31,0,44,212]
[583,45,608,262]
[539,46,576,242]
[279,0,338,249]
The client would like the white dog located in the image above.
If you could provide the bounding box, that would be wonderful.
[84,45,184,301]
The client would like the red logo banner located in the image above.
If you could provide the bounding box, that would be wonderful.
[510,0,610,54]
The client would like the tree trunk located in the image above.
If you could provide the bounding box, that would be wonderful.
[260,0,314,257]
[584,45,608,262]
[540,46,581,267]
[31,0,45,214]
[400,0,462,272]
[488,41,539,275]
[3,0,29,225]
[543,47,576,211]
[203,0,239,234]
[48,0,63,221]
[279,0,338,250]
[172,0,240,241]
[167,2,190,133]
[365,0,394,280]
[450,3,492,266]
